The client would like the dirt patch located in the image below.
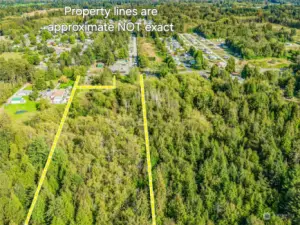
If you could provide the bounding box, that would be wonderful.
[138,37,162,62]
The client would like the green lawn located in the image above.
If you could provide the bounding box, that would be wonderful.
[4,96,37,120]
[24,84,33,90]
[247,58,291,69]
[59,80,74,89]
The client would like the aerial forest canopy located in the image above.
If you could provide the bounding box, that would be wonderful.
[1,71,300,224]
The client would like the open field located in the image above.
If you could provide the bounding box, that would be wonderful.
[138,37,163,63]
[138,37,163,72]
[247,58,291,69]
[3,96,37,120]
[183,21,198,32]
[269,23,300,46]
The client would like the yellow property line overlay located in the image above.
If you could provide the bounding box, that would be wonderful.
[24,76,117,225]
[24,76,81,225]
[140,74,157,225]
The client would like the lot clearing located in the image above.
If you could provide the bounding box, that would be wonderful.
[247,58,291,69]
[138,37,163,63]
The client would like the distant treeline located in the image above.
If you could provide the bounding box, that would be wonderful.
[0,0,299,6]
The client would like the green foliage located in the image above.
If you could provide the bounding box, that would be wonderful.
[138,55,149,68]
[211,64,220,78]
[36,99,50,111]
[49,81,55,89]
[29,89,39,101]
[26,52,40,65]
[164,56,177,73]
[27,138,48,169]
[1,66,300,224]
[1,3,300,225]
[92,32,129,64]
[226,57,235,73]
[196,20,289,59]
[69,35,76,44]
[0,58,34,84]
[159,63,169,77]
[59,52,72,68]
[106,51,115,66]
[128,67,139,84]
[41,30,52,42]
[91,68,113,85]
[33,71,47,91]
[78,31,86,42]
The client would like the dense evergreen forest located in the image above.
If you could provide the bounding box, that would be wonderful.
[1,69,300,224]
[0,84,151,224]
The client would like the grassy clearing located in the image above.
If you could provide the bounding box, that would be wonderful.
[138,37,163,62]
[138,37,164,71]
[59,80,74,89]
[183,21,198,32]
[0,52,23,60]
[270,23,300,43]
[247,58,291,69]
[24,84,33,90]
[4,96,37,121]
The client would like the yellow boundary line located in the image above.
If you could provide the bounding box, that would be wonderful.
[25,75,156,225]
[24,76,81,225]
[140,74,157,225]
[24,76,117,225]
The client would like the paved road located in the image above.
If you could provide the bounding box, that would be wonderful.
[129,34,138,68]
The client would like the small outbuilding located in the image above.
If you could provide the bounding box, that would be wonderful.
[10,97,26,104]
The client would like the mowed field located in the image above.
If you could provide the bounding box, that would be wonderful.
[3,96,37,121]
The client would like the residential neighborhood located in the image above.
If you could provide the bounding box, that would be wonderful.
[7,85,71,105]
